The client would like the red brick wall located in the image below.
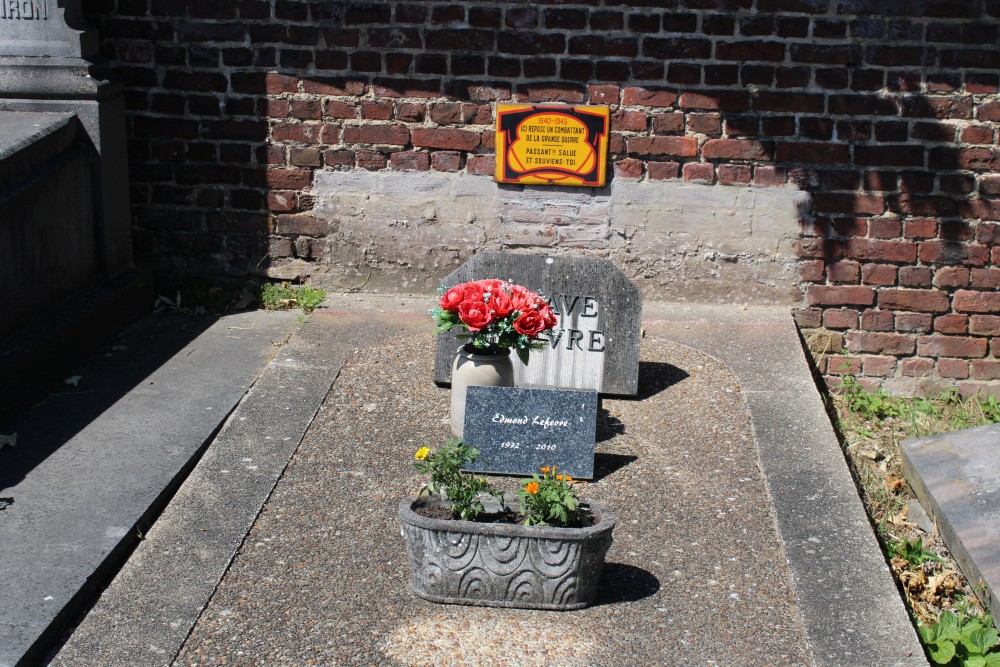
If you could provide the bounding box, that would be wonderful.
[82,0,1000,395]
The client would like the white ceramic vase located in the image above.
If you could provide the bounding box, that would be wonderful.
[450,344,514,438]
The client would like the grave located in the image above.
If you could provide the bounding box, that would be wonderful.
[901,423,1000,622]
[0,1,143,422]
[434,253,642,396]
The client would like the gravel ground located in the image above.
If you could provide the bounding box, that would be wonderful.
[174,333,810,667]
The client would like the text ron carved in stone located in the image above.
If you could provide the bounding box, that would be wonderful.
[1,0,48,20]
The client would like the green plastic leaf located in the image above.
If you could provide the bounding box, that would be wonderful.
[927,640,956,665]
[515,346,530,366]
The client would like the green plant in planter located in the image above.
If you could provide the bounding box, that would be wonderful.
[919,610,1000,666]
[518,466,588,527]
[413,440,496,521]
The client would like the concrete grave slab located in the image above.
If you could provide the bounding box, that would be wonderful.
[433,253,642,395]
[902,423,1000,621]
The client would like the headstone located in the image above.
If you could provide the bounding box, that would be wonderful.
[0,0,132,278]
[462,386,598,479]
[434,253,642,395]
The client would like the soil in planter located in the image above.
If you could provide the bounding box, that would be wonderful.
[412,501,595,527]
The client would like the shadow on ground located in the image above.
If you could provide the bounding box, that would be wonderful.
[636,361,689,400]
[0,314,217,490]
[592,563,661,606]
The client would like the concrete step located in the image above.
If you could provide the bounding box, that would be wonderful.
[0,310,301,667]
[902,423,1000,623]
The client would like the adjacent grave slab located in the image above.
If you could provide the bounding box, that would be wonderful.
[462,385,597,479]
[434,253,642,395]
[901,423,1000,621]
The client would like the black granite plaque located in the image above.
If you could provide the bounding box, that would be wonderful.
[462,385,598,479]
[433,253,642,396]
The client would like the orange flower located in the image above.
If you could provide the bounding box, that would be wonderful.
[525,482,539,494]
[540,467,550,474]
[556,474,564,481]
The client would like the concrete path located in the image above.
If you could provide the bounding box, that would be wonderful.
[32,297,925,666]
[0,311,300,667]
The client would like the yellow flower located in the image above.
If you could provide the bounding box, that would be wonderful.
[525,482,539,494]
[414,447,430,461]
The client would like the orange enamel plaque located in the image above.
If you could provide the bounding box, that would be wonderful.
[495,104,610,187]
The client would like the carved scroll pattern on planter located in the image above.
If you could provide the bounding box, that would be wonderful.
[419,529,583,606]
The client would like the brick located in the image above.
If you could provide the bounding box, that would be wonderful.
[898,266,933,288]
[343,124,410,146]
[904,219,938,239]
[901,357,935,377]
[980,177,1000,197]
[622,86,678,107]
[826,355,862,376]
[935,314,969,334]
[611,110,648,132]
[861,309,895,332]
[954,290,1000,313]
[824,308,859,329]
[971,360,1000,380]
[588,84,620,105]
[879,288,951,313]
[753,166,787,186]
[933,267,970,288]
[844,238,916,262]
[411,127,480,151]
[861,264,897,285]
[799,260,824,282]
[938,358,970,379]
[971,268,1000,290]
[776,142,850,164]
[895,312,933,333]
[323,149,354,168]
[917,335,989,359]
[431,151,462,172]
[268,236,293,259]
[647,161,680,180]
[390,151,430,171]
[679,91,750,112]
[274,214,328,235]
[266,167,313,190]
[702,139,774,160]
[627,136,698,157]
[793,307,823,328]
[466,155,495,176]
[826,261,860,283]
[652,112,685,135]
[846,331,915,355]
[614,158,644,179]
[683,163,715,183]
[863,356,897,377]
[644,37,712,60]
[289,147,321,167]
[919,242,990,266]
[977,101,1000,121]
[267,191,296,213]
[717,164,752,185]
[687,112,722,136]
[807,285,875,306]
[357,149,387,170]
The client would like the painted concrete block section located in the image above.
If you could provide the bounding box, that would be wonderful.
[304,171,802,303]
[902,424,1000,622]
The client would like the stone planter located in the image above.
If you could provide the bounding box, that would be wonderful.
[398,494,616,610]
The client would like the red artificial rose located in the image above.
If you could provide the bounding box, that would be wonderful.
[488,289,514,318]
[439,286,465,312]
[462,281,486,304]
[458,299,493,331]
[538,303,558,329]
[508,285,536,313]
[513,310,546,337]
[480,279,506,293]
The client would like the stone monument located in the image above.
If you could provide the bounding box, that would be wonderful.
[0,0,132,277]
[434,253,642,395]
